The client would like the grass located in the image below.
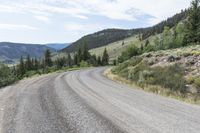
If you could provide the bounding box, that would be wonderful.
[141,44,200,57]
[90,35,140,61]
[105,68,200,105]
[112,58,187,93]
[89,33,161,61]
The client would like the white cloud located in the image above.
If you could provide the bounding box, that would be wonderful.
[0,0,191,23]
[64,22,123,32]
[0,23,38,30]
[34,15,51,23]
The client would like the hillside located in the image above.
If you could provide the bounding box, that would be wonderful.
[0,42,55,64]
[46,43,71,50]
[61,29,135,52]
[62,10,187,53]
[109,44,200,103]
[89,34,159,61]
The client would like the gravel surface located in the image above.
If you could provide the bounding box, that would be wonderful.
[0,67,200,133]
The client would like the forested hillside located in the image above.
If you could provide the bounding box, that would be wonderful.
[61,29,134,52]
[62,10,187,53]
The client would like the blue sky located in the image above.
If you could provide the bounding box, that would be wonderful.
[0,0,191,44]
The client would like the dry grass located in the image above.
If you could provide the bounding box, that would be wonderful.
[104,68,200,105]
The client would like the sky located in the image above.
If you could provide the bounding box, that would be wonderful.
[0,0,191,44]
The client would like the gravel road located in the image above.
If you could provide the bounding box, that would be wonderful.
[0,67,200,133]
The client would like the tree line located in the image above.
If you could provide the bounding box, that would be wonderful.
[15,42,109,78]
[0,42,109,87]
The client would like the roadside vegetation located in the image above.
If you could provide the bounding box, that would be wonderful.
[0,42,109,88]
[110,0,200,103]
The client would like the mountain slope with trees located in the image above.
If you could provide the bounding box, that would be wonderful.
[62,10,187,53]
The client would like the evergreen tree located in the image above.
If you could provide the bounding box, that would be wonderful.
[102,48,109,65]
[67,53,72,67]
[89,55,97,66]
[83,42,90,61]
[25,54,32,71]
[184,0,200,44]
[97,56,102,66]
[44,49,52,67]
[77,47,82,64]
[31,58,34,70]
[34,57,39,70]
[18,56,25,77]
[55,57,66,69]
[74,53,78,65]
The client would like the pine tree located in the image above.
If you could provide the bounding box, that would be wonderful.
[74,53,78,65]
[77,47,82,63]
[34,57,39,70]
[184,0,200,44]
[18,56,25,77]
[44,49,52,67]
[102,48,109,66]
[83,42,90,61]
[67,53,72,67]
[25,54,32,71]
[97,56,102,66]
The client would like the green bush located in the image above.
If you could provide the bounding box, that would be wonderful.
[112,57,142,75]
[194,77,200,89]
[0,64,18,88]
[150,65,186,93]
[24,70,39,77]
[80,61,89,67]
[118,45,141,63]
[113,60,187,93]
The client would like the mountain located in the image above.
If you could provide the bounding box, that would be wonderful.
[46,43,71,50]
[62,10,187,53]
[0,42,55,64]
[61,29,135,53]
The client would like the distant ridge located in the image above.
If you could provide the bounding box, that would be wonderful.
[46,43,71,50]
[0,42,55,64]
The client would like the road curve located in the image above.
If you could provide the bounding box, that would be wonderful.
[0,67,200,133]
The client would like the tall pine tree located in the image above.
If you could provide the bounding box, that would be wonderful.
[184,0,200,44]
[67,53,72,67]
[44,49,52,67]
[102,48,109,66]
[25,54,32,71]
[83,42,90,61]
[18,56,25,77]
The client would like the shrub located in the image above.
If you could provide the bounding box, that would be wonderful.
[113,61,187,93]
[24,70,39,77]
[80,61,89,67]
[0,64,18,88]
[118,45,141,63]
[150,65,186,93]
[194,77,200,89]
